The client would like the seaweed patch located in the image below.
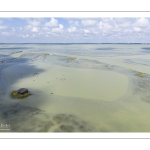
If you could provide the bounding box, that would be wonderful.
[136,72,145,77]
[67,57,77,61]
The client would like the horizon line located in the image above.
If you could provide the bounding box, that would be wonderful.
[0,43,149,44]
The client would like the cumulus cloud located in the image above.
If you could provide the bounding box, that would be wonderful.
[98,21,112,31]
[81,19,97,27]
[135,18,149,28]
[74,21,79,26]
[84,29,90,33]
[25,25,32,30]
[101,18,113,23]
[68,20,79,26]
[27,20,40,26]
[20,34,29,38]
[2,32,10,36]
[0,26,7,30]
[134,27,141,32]
[12,27,16,32]
[1,17,150,43]
[68,26,76,33]
[52,24,64,33]
[45,18,59,28]
[117,22,130,28]
[31,27,38,32]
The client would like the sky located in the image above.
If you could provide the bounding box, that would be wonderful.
[0,17,150,43]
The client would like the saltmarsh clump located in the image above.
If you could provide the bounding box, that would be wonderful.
[11,51,22,54]
[44,53,50,56]
[68,57,76,61]
[136,72,145,77]
[35,53,50,59]
[11,88,31,99]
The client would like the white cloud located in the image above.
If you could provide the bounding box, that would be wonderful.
[59,24,64,29]
[46,32,51,35]
[68,26,76,33]
[84,34,89,37]
[12,27,16,32]
[25,25,32,30]
[74,21,79,26]
[118,22,130,28]
[69,20,79,26]
[84,29,90,33]
[20,34,29,38]
[52,24,64,33]
[68,20,73,24]
[27,20,40,26]
[45,18,59,28]
[1,17,150,43]
[31,27,38,32]
[134,27,141,32]
[81,19,97,27]
[135,18,149,28]
[101,18,113,23]
[42,27,49,31]
[98,21,112,31]
[38,32,43,35]
[2,32,10,36]
[0,26,7,29]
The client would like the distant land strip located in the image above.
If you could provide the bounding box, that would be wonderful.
[0,11,150,12]
[0,43,150,44]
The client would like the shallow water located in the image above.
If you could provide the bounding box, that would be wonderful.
[1,44,150,132]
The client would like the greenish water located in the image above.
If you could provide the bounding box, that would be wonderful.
[1,44,150,132]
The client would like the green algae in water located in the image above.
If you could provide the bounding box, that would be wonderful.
[68,57,76,61]
[35,53,50,59]
[11,51,22,54]
[11,90,31,99]
[44,53,50,56]
[136,72,145,77]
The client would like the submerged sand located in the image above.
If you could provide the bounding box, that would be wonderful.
[1,44,150,132]
[8,64,129,101]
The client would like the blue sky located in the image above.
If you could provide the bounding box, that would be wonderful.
[0,17,150,43]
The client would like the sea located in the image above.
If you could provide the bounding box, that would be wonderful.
[0,43,150,132]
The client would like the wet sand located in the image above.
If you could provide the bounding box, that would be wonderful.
[1,44,150,132]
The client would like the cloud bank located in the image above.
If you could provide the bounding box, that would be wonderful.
[0,17,150,43]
